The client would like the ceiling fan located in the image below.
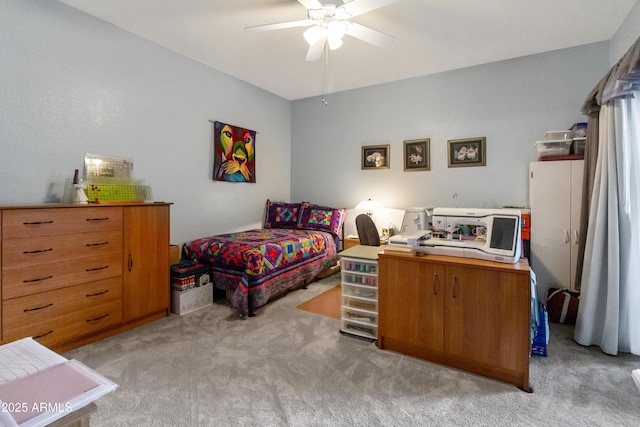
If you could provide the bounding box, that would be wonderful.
[245,0,400,62]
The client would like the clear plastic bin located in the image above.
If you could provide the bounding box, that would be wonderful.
[341,259,377,274]
[342,307,377,325]
[535,139,571,157]
[570,122,587,138]
[572,137,586,155]
[342,295,378,312]
[341,271,377,287]
[341,319,377,339]
[544,130,571,141]
[342,283,378,299]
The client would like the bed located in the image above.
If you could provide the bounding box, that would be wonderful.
[182,200,345,318]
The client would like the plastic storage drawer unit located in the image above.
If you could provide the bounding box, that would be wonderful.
[338,245,381,341]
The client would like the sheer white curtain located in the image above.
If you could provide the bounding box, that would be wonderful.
[574,95,640,355]
[574,36,640,355]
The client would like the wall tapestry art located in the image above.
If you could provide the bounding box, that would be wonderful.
[213,121,256,183]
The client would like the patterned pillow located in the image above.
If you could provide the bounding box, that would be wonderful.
[264,199,301,229]
[297,202,346,239]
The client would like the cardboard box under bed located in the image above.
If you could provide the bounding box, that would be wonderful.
[170,262,213,315]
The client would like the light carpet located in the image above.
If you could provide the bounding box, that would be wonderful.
[65,274,640,426]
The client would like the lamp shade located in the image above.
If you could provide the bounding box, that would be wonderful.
[355,198,383,216]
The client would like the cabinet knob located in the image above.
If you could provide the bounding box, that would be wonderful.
[433,273,438,295]
[452,275,457,298]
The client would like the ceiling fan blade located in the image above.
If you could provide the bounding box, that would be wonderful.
[340,0,400,18]
[345,22,394,47]
[245,19,314,32]
[297,0,323,11]
[306,34,328,61]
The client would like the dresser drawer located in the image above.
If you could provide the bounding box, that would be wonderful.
[2,252,123,299]
[2,207,123,239]
[2,229,122,268]
[2,277,122,330]
[2,299,123,348]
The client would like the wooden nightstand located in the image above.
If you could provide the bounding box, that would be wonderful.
[343,238,361,250]
[342,237,387,250]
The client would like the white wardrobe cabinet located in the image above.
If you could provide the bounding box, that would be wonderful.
[529,160,584,297]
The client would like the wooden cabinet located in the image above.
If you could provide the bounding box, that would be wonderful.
[342,238,360,250]
[0,203,171,352]
[379,258,445,352]
[123,205,170,321]
[378,253,531,391]
[529,160,584,295]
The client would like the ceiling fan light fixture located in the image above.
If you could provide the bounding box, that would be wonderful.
[328,35,343,50]
[247,0,399,62]
[303,25,324,45]
[327,20,346,50]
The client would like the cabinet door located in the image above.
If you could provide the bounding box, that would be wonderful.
[530,161,573,294]
[379,257,445,351]
[569,160,584,291]
[444,265,530,373]
[123,205,170,321]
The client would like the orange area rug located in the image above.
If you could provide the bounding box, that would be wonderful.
[296,285,341,319]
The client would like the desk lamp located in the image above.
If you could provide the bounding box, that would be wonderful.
[355,198,383,217]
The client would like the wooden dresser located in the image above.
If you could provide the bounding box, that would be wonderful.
[0,203,171,353]
[378,253,531,391]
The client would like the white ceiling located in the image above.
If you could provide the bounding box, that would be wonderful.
[58,0,637,101]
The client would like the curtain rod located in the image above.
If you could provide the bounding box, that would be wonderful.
[208,120,259,133]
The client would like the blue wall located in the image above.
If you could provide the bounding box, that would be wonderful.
[0,0,292,244]
[291,43,609,220]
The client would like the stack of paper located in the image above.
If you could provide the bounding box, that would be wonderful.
[0,338,117,427]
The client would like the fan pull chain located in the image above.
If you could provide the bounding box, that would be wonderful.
[321,43,329,106]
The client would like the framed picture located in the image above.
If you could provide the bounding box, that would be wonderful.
[403,138,430,172]
[447,137,486,168]
[362,144,390,170]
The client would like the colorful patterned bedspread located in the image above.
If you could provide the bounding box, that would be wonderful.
[183,228,337,317]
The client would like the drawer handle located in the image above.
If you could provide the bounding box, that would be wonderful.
[24,303,53,312]
[86,290,109,297]
[23,220,54,225]
[86,314,109,323]
[23,248,54,254]
[86,265,109,272]
[34,330,54,339]
[86,241,109,247]
[23,275,53,283]
[86,217,110,222]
